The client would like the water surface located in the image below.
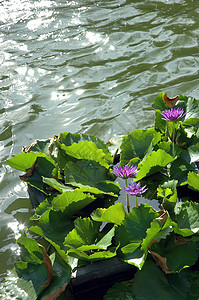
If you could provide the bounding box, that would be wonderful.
[1,0,199,283]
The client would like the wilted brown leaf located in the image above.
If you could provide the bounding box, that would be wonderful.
[150,249,172,274]
[163,93,179,108]
[43,283,68,300]
[39,245,53,288]
[20,158,38,181]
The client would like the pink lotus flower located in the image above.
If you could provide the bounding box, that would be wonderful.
[124,181,148,197]
[112,164,138,179]
[160,108,186,121]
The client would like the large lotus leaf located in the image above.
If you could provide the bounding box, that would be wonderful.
[139,172,168,200]
[172,201,199,236]
[91,203,125,225]
[6,152,54,172]
[95,226,115,249]
[119,242,145,270]
[184,97,199,120]
[132,260,197,300]
[152,92,170,110]
[64,159,114,185]
[26,139,52,156]
[120,128,161,165]
[37,252,71,300]
[15,261,48,294]
[115,204,159,248]
[170,157,198,184]
[135,149,174,181]
[176,123,199,148]
[26,156,56,192]
[157,180,178,210]
[59,131,112,160]
[180,143,199,164]
[152,93,188,111]
[34,208,74,246]
[64,217,101,248]
[186,172,199,191]
[75,182,120,198]
[67,247,116,262]
[104,261,199,300]
[151,234,198,272]
[42,177,73,193]
[64,159,119,196]
[183,118,199,129]
[29,225,70,265]
[34,196,54,216]
[52,190,96,215]
[141,220,165,255]
[17,234,43,264]
[60,140,111,168]
[71,228,115,252]
[155,109,166,133]
[104,281,134,300]
[158,141,182,158]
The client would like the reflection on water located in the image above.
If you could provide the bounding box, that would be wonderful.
[1,0,199,282]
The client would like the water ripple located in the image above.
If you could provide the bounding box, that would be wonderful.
[0,0,199,280]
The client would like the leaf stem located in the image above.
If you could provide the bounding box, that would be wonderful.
[125,178,130,213]
[172,121,176,143]
[135,195,138,208]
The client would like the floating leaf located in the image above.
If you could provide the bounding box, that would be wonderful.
[120,128,161,165]
[22,139,53,156]
[186,172,199,191]
[17,234,43,264]
[157,180,178,210]
[64,217,101,248]
[181,143,199,164]
[52,190,96,215]
[172,201,199,236]
[151,234,198,272]
[34,208,74,246]
[115,204,159,248]
[104,281,134,300]
[61,140,111,168]
[185,97,199,120]
[183,118,199,129]
[170,157,198,184]
[6,152,52,172]
[15,261,48,294]
[132,260,195,300]
[42,177,73,193]
[136,149,174,181]
[91,203,125,225]
[37,252,71,300]
[155,109,166,133]
[158,141,182,158]
[59,131,112,161]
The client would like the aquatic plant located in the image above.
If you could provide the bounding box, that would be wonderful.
[112,164,138,212]
[160,107,186,121]
[124,181,148,208]
[3,92,199,299]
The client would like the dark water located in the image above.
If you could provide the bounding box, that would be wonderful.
[1,0,199,287]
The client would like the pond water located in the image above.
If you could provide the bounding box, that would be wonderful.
[1,0,199,284]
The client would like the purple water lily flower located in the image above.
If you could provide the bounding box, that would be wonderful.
[112,164,138,179]
[124,181,148,197]
[160,108,186,121]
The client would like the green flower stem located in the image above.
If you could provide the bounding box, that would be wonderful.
[165,121,169,140]
[125,178,130,213]
[135,195,138,208]
[172,121,176,143]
